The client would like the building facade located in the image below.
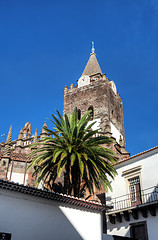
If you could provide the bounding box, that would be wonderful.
[0,121,48,186]
[106,146,158,240]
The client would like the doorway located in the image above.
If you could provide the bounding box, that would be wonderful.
[130,221,148,240]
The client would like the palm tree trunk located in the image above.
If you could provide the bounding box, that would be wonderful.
[72,163,81,198]
[64,162,71,195]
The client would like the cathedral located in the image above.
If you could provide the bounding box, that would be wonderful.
[0,45,130,198]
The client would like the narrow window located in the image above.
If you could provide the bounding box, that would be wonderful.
[88,106,94,120]
[78,109,81,120]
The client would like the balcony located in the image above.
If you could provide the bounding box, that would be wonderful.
[106,186,158,224]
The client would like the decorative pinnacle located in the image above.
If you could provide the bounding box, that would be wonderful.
[18,128,23,140]
[91,41,95,54]
[33,129,38,143]
[4,124,12,156]
[42,121,47,133]
[5,124,12,144]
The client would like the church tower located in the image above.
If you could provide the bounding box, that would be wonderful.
[63,43,129,159]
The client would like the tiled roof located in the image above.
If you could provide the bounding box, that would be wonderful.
[10,151,31,162]
[116,146,158,165]
[0,179,110,212]
[0,150,31,162]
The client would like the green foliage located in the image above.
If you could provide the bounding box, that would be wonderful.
[28,107,117,197]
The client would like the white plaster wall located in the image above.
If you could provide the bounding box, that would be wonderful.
[110,122,123,144]
[0,189,102,240]
[89,118,101,131]
[107,208,158,240]
[60,206,102,240]
[7,172,28,185]
[106,148,158,202]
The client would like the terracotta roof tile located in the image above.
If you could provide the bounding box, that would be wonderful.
[0,150,31,162]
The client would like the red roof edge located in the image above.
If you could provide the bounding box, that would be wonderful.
[116,146,158,165]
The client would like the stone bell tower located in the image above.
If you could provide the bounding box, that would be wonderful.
[63,43,129,160]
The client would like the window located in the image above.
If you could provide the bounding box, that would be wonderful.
[3,160,6,166]
[122,166,142,207]
[78,109,81,120]
[88,106,94,120]
[128,176,142,206]
[0,232,11,240]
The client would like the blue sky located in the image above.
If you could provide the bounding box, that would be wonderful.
[0,0,158,156]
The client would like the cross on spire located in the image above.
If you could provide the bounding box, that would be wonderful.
[91,41,95,54]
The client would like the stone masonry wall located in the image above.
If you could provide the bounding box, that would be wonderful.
[63,78,125,143]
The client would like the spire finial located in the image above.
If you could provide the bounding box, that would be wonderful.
[91,41,95,54]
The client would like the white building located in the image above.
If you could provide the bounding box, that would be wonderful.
[106,146,158,240]
[0,179,107,240]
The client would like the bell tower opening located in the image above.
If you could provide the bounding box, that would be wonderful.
[78,109,81,120]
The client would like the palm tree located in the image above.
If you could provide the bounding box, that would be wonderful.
[28,107,117,198]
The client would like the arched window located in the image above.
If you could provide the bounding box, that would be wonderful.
[78,109,81,120]
[23,122,32,138]
[88,106,94,120]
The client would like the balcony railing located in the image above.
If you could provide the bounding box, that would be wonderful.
[107,186,158,212]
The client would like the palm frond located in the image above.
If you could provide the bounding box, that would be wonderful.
[28,107,117,198]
